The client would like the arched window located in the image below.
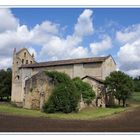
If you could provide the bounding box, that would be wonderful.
[15,75,20,80]
[24,52,26,57]
[22,59,24,64]
[26,60,28,64]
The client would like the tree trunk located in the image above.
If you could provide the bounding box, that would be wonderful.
[118,99,121,106]
[123,99,126,107]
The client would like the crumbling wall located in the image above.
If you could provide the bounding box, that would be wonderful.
[23,71,53,110]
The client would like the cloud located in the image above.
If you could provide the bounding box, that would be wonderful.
[117,37,140,77]
[116,24,140,77]
[0,9,95,68]
[116,24,140,44]
[90,35,112,55]
[74,9,93,37]
[28,47,37,58]
[0,9,19,33]
[39,9,94,60]
[0,25,31,57]
[0,57,12,69]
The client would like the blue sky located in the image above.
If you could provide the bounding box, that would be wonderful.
[0,8,140,77]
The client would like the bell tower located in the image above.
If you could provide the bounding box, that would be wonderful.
[11,48,35,105]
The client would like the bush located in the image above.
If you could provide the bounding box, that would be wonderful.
[73,77,95,104]
[43,71,80,113]
[43,82,80,113]
[44,71,95,113]
[45,71,71,85]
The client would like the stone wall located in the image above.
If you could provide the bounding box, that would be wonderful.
[102,56,116,80]
[82,78,106,107]
[24,71,53,110]
[11,48,35,104]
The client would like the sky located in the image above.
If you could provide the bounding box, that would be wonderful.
[0,8,140,77]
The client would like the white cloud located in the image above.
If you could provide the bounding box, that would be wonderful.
[90,35,112,55]
[116,24,140,77]
[0,25,31,57]
[0,9,19,33]
[117,38,140,77]
[0,57,12,69]
[0,9,95,68]
[28,47,37,58]
[74,9,93,37]
[39,9,94,60]
[116,24,140,44]
[126,69,140,78]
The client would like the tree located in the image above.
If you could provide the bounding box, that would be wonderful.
[73,77,95,105]
[133,76,140,92]
[0,68,12,101]
[105,71,134,107]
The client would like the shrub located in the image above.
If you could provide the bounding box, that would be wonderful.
[43,71,80,113]
[45,71,71,85]
[73,77,95,104]
[44,71,95,113]
[43,82,80,113]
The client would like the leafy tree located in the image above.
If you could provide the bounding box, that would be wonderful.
[0,68,12,101]
[105,71,134,107]
[73,77,95,105]
[133,76,140,92]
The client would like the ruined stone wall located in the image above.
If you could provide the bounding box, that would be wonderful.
[82,78,106,107]
[24,71,53,110]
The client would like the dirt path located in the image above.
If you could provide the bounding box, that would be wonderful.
[0,107,140,132]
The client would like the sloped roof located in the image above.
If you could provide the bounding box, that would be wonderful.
[82,75,104,84]
[21,55,110,68]
[16,48,31,56]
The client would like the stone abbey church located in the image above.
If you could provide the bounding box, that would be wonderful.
[11,48,116,110]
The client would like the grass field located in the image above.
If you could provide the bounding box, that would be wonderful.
[0,92,139,120]
[0,103,126,120]
[131,92,140,102]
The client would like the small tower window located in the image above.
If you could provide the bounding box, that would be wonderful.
[30,61,32,64]
[24,52,26,57]
[22,59,24,64]
[15,75,20,80]
[16,61,18,64]
[26,60,28,64]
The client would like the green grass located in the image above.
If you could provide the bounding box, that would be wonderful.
[45,107,126,120]
[131,92,140,102]
[0,103,126,120]
[0,103,47,117]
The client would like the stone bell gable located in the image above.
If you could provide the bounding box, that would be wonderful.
[11,48,36,104]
